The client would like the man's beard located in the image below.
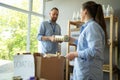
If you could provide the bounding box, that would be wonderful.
[51,18,57,22]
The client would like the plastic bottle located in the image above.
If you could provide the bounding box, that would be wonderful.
[102,5,106,16]
[106,5,111,16]
[110,6,114,15]
[76,11,80,20]
[72,11,76,21]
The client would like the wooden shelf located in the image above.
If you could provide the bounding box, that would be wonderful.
[68,38,117,47]
[114,40,118,46]
[107,39,118,46]
[104,16,118,22]
[69,21,84,26]
[69,43,76,47]
[66,15,119,80]
[103,64,110,72]
[71,28,80,32]
[103,64,118,74]
[69,63,115,73]
[104,16,111,19]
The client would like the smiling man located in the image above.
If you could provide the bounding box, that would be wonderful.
[37,7,61,54]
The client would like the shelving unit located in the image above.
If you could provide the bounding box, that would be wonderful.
[103,15,118,80]
[66,21,83,80]
[66,15,119,80]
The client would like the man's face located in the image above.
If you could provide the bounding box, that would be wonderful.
[49,9,59,22]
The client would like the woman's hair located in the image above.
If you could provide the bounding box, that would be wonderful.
[82,1,107,44]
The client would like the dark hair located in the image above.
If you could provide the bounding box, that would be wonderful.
[51,7,59,12]
[82,1,107,44]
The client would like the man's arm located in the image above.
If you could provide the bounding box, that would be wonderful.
[41,36,55,42]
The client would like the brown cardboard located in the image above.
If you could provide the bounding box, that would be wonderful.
[34,53,65,80]
[35,56,42,79]
[34,53,42,79]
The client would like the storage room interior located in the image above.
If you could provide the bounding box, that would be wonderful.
[0,0,120,80]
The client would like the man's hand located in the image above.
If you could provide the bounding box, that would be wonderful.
[41,36,55,42]
[49,35,56,42]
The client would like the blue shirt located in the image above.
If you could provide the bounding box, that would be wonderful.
[73,19,105,80]
[37,20,61,54]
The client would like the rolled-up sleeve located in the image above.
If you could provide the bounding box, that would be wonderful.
[37,22,45,41]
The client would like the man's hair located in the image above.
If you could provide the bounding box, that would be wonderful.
[51,7,59,12]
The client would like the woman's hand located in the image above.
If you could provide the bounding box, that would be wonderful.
[69,37,76,44]
[66,52,78,60]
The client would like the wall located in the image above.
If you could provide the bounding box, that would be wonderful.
[44,0,120,79]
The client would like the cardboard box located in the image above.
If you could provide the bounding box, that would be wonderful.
[34,53,65,80]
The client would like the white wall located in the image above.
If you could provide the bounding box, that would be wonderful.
[44,0,120,79]
[44,0,120,56]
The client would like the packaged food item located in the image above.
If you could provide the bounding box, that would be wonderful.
[54,35,69,42]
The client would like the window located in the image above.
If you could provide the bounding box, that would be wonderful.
[0,0,44,60]
[0,0,29,10]
[30,16,43,53]
[33,0,43,14]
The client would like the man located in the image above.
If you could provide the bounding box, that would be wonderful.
[37,7,61,54]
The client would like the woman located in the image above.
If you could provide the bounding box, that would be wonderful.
[66,1,107,80]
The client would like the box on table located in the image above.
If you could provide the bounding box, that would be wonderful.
[34,53,66,80]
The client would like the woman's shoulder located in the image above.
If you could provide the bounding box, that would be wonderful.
[87,20,104,33]
[88,20,99,27]
[84,21,101,32]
